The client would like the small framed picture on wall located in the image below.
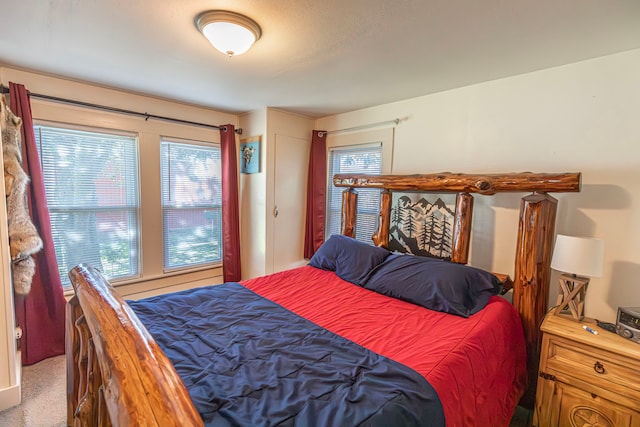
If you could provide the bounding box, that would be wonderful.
[240,136,261,174]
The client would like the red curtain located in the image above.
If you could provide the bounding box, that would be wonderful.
[303,130,327,259]
[220,124,241,282]
[9,82,66,365]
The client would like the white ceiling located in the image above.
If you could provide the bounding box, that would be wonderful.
[1,1,640,118]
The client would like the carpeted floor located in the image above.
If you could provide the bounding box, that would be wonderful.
[0,355,66,427]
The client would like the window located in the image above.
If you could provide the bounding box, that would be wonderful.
[160,139,222,270]
[35,124,140,288]
[325,144,382,243]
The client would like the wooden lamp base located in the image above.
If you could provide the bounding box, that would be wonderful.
[554,273,590,321]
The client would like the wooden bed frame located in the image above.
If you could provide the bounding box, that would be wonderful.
[66,172,581,426]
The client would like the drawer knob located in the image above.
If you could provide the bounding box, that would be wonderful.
[593,361,605,374]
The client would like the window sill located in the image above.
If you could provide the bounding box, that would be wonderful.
[63,264,223,300]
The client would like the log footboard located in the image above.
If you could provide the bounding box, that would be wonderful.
[66,264,203,426]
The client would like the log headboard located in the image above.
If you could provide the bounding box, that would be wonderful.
[333,171,581,406]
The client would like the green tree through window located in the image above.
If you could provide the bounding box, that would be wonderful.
[160,139,222,270]
[35,125,139,287]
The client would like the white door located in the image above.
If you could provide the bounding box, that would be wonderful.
[272,134,311,273]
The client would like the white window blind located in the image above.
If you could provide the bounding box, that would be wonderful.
[160,139,222,270]
[35,124,140,288]
[326,144,382,243]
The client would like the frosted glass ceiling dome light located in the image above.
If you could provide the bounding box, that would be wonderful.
[196,10,262,57]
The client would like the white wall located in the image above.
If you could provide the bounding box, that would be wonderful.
[239,109,268,279]
[317,48,640,322]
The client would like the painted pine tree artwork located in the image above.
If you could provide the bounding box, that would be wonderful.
[389,193,455,259]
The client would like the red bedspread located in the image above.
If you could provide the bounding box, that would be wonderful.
[243,265,527,427]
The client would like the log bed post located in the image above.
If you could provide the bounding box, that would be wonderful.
[341,187,358,238]
[450,192,473,264]
[372,189,392,247]
[512,192,558,408]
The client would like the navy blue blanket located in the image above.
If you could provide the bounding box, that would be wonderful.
[129,283,444,427]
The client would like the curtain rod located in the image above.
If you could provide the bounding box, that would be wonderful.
[317,118,401,137]
[0,85,242,135]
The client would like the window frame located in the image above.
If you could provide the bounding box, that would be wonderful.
[323,128,394,244]
[34,120,142,288]
[160,136,223,273]
[325,142,383,243]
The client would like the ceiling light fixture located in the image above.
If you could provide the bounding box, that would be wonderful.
[196,10,262,57]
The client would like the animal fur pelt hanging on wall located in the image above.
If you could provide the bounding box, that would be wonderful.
[1,95,43,295]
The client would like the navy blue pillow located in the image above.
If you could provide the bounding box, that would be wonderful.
[362,254,502,317]
[308,235,391,286]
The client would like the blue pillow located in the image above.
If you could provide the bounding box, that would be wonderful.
[362,254,502,317]
[308,235,391,286]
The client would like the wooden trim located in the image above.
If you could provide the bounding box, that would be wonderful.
[334,172,581,195]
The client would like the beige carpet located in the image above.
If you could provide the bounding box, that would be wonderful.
[0,355,66,427]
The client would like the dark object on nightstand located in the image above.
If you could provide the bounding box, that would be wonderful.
[595,319,618,333]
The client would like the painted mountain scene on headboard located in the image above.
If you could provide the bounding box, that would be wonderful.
[388,193,456,260]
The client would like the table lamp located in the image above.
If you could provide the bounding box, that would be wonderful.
[551,234,604,321]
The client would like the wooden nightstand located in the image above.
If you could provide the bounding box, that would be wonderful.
[533,314,640,427]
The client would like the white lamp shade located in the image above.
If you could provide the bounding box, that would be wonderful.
[551,234,604,278]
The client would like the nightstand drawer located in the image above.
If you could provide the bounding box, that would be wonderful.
[546,338,640,400]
